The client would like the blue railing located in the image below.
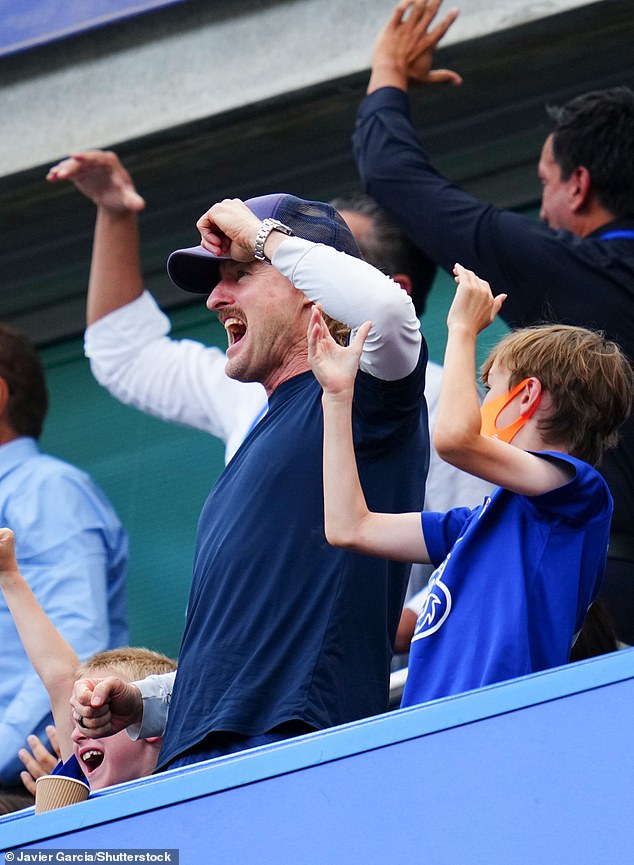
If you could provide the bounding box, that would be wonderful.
[2,647,633,862]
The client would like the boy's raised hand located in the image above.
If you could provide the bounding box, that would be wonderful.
[307,305,371,397]
[0,527,20,587]
[448,263,507,335]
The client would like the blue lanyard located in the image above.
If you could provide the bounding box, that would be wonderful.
[600,230,634,240]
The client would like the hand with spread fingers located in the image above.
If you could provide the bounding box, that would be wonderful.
[18,725,61,796]
[307,304,372,399]
[70,676,143,738]
[46,150,146,213]
[369,0,462,93]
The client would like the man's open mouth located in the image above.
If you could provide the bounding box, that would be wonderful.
[224,316,247,347]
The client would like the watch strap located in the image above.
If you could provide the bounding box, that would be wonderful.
[253,218,294,262]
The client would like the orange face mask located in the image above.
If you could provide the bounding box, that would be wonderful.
[480,378,540,444]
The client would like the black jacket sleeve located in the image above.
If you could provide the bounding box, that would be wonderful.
[353,87,634,334]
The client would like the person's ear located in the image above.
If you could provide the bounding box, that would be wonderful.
[569,166,592,213]
[391,273,413,296]
[520,377,543,414]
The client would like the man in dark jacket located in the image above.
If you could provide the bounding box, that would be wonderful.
[353,0,634,643]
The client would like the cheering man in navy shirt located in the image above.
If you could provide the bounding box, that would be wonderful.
[71,193,428,769]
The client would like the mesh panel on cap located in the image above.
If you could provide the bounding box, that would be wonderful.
[274,196,361,259]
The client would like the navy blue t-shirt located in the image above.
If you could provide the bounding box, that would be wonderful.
[158,347,428,768]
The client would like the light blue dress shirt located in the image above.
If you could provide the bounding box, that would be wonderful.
[0,437,128,785]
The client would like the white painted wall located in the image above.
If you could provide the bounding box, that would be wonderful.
[0,0,600,178]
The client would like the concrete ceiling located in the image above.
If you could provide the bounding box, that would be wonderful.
[1,0,633,346]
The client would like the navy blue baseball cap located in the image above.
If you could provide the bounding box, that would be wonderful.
[166,193,361,294]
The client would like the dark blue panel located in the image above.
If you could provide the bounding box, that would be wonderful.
[0,0,189,58]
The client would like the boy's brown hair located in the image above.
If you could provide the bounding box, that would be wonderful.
[481,324,633,466]
[78,647,176,682]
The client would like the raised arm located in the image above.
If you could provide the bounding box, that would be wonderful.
[50,153,267,454]
[434,265,573,495]
[0,529,78,762]
[47,150,145,325]
[275,238,422,380]
[353,1,566,327]
[367,0,461,94]
[307,305,429,563]
[0,463,127,783]
[198,198,422,381]
[70,671,174,740]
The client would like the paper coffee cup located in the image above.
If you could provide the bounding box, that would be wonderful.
[35,774,89,814]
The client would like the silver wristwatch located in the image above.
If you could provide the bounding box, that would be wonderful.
[253,218,293,262]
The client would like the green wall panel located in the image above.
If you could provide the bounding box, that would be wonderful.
[39,307,226,660]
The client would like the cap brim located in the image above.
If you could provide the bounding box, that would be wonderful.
[167,245,227,294]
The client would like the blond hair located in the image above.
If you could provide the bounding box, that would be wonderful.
[322,312,350,347]
[481,324,633,466]
[77,647,176,682]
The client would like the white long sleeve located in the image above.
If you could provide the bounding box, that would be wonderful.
[84,292,267,462]
[272,238,422,380]
[126,670,177,740]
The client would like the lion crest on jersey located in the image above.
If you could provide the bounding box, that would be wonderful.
[411,556,452,641]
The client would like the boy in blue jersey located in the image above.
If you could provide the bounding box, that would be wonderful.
[309,263,633,706]
[355,0,634,645]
